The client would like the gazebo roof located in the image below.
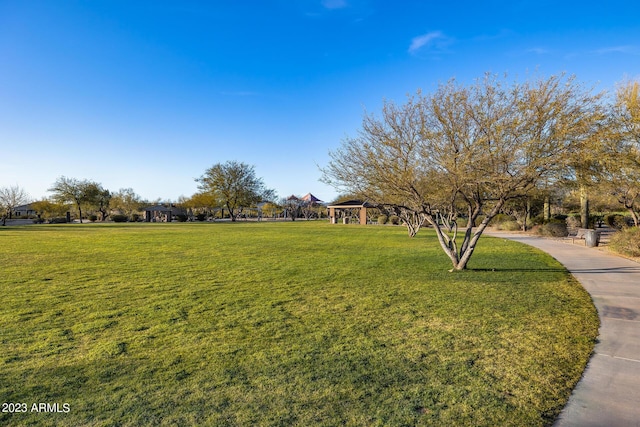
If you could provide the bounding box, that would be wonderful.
[143,204,184,212]
[301,193,323,203]
[327,199,374,208]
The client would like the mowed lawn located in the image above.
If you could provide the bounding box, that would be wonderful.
[0,222,598,426]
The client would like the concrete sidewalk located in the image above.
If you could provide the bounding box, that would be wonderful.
[488,233,640,427]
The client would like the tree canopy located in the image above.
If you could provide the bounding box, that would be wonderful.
[322,74,604,270]
[196,161,275,221]
[48,176,107,223]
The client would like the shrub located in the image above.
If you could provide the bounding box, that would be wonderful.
[389,215,400,225]
[112,214,128,223]
[491,213,514,225]
[497,220,522,231]
[456,217,468,228]
[606,214,628,230]
[196,213,207,222]
[609,228,640,257]
[88,215,98,222]
[49,217,68,224]
[377,214,388,225]
[531,215,545,226]
[175,214,188,222]
[536,221,568,237]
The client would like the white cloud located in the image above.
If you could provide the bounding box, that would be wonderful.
[593,45,639,55]
[408,31,446,54]
[527,47,549,55]
[322,0,348,10]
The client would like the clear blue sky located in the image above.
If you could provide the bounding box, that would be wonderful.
[2,0,639,203]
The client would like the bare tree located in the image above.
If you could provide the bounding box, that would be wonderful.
[0,185,30,226]
[322,74,604,271]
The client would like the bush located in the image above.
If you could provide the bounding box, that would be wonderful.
[497,220,522,231]
[456,217,468,228]
[536,221,568,237]
[196,213,207,222]
[175,214,188,222]
[531,215,545,226]
[49,217,68,224]
[389,215,400,225]
[609,228,640,257]
[88,215,98,222]
[112,214,128,223]
[491,213,514,225]
[377,215,388,225]
[606,214,628,230]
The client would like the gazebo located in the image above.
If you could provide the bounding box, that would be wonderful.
[327,200,373,225]
[143,204,186,222]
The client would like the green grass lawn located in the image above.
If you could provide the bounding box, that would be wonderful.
[0,222,598,426]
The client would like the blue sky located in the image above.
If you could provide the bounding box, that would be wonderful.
[1,0,639,203]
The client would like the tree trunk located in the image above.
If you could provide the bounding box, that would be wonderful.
[523,197,531,231]
[429,199,505,271]
[580,185,589,229]
[543,196,551,221]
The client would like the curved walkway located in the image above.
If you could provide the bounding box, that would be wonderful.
[488,233,640,427]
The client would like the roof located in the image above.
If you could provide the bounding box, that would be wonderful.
[327,200,375,208]
[14,203,34,210]
[301,193,323,203]
[142,205,185,212]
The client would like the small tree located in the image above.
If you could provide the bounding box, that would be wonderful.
[0,185,30,226]
[282,195,302,221]
[49,176,102,223]
[30,199,69,222]
[196,161,275,222]
[111,188,145,220]
[323,74,604,271]
[84,183,112,221]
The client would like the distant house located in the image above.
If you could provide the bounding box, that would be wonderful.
[13,204,36,218]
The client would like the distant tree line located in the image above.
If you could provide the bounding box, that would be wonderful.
[1,161,325,224]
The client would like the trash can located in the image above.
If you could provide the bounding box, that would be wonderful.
[343,217,349,224]
[585,229,599,247]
